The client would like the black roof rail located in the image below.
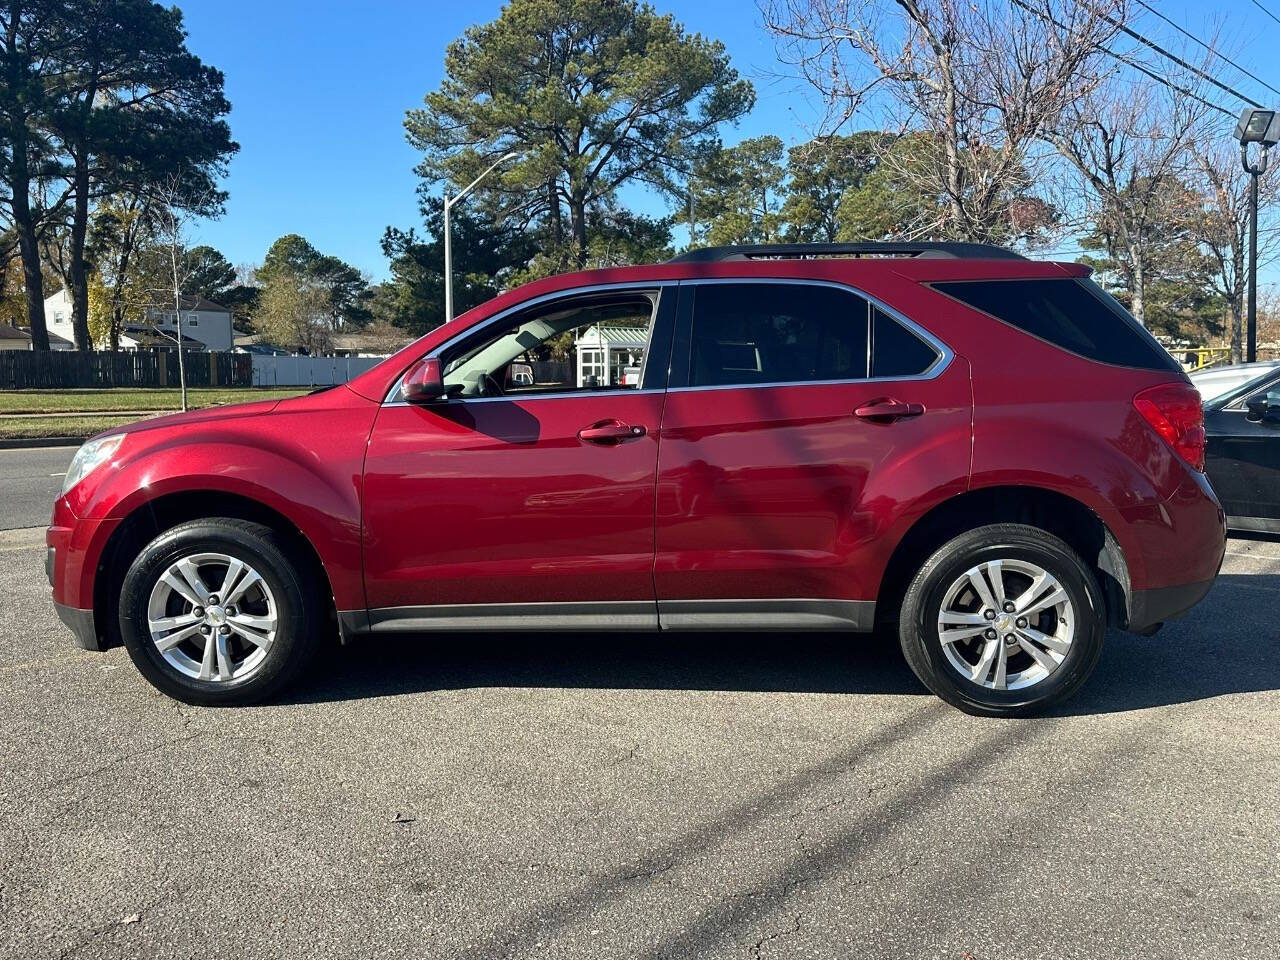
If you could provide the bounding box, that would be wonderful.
[667,242,1026,263]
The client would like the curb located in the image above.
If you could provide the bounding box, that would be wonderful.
[0,436,86,450]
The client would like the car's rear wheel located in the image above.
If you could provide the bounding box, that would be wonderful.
[898,523,1105,717]
[118,518,321,706]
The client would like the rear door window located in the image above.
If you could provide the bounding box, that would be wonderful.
[931,277,1179,372]
[688,282,869,387]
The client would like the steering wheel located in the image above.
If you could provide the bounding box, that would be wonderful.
[480,373,505,398]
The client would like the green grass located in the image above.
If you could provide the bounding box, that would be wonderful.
[0,386,308,415]
[0,414,140,440]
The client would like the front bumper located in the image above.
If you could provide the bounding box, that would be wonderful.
[54,601,104,651]
[1127,577,1216,633]
[47,496,119,653]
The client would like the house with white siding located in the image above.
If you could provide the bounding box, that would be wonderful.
[0,319,74,350]
[142,296,234,351]
[31,288,77,349]
[44,287,234,351]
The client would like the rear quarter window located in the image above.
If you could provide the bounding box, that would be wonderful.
[871,307,939,378]
[931,278,1179,372]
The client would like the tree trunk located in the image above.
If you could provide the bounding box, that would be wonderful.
[13,207,48,350]
[1229,298,1243,365]
[109,242,133,352]
[69,151,92,350]
[547,178,562,248]
[939,50,967,239]
[6,106,49,349]
[1230,245,1245,364]
[1130,254,1145,327]
[569,195,587,268]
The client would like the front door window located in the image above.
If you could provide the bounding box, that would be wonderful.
[440,293,658,398]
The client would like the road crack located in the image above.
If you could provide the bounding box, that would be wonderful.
[751,913,802,958]
[43,733,202,792]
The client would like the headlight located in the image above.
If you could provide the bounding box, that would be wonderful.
[62,434,124,495]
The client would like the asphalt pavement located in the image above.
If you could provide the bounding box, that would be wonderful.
[0,446,73,529]
[0,448,1277,958]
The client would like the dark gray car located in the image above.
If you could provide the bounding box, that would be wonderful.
[1204,366,1280,535]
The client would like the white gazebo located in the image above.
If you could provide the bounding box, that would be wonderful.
[574,323,647,387]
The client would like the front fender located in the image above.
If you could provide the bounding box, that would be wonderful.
[65,393,377,611]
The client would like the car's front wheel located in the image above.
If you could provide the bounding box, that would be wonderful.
[898,523,1106,717]
[118,518,321,706]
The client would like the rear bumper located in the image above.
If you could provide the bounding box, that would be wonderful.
[1127,577,1216,633]
[1118,464,1224,633]
[54,601,104,651]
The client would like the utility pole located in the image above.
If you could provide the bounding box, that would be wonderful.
[444,152,519,323]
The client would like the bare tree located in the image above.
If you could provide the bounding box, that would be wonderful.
[150,174,214,412]
[1048,37,1216,326]
[762,0,1126,243]
[1190,143,1280,362]
[1258,285,1280,351]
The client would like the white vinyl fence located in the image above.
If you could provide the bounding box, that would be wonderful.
[250,355,386,387]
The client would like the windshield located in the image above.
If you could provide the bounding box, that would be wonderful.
[1203,365,1280,408]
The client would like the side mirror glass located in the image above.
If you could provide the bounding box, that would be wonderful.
[400,357,445,403]
[1245,390,1280,424]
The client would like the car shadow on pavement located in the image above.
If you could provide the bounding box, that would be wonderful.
[1060,573,1280,716]
[291,628,927,704]
[284,573,1280,712]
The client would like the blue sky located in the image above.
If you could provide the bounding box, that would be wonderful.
[178,0,1280,281]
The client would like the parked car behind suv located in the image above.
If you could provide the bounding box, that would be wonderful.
[1202,363,1280,535]
[47,242,1226,716]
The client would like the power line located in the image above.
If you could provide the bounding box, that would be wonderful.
[1098,7,1264,108]
[1248,0,1280,29]
[1007,0,1238,119]
[1136,0,1280,100]
[1120,52,1238,118]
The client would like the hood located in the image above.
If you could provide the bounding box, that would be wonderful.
[97,398,283,439]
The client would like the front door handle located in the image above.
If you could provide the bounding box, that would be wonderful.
[854,398,926,422]
[578,420,647,444]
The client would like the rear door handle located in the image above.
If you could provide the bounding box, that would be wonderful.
[854,399,925,422]
[578,419,647,444]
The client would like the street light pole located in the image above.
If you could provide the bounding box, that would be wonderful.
[443,151,519,323]
[1235,108,1279,364]
[1248,158,1261,363]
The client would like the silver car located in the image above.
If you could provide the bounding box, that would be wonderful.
[1190,360,1280,403]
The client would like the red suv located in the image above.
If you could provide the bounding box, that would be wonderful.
[47,243,1226,716]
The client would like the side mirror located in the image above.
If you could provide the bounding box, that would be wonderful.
[1245,390,1280,424]
[400,357,445,403]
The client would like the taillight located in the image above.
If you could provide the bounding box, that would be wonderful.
[1133,382,1205,471]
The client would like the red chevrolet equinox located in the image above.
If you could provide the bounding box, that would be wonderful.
[47,243,1226,716]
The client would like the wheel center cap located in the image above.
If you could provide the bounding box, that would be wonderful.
[206,605,226,625]
[996,614,1015,633]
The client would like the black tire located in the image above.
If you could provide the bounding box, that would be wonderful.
[898,523,1105,717]
[118,518,321,706]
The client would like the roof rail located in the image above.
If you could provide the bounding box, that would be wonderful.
[667,242,1026,263]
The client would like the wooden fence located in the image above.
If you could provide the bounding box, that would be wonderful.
[530,360,572,385]
[0,350,253,389]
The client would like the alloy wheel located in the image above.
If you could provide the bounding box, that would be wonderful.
[145,552,278,683]
[935,558,1075,691]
